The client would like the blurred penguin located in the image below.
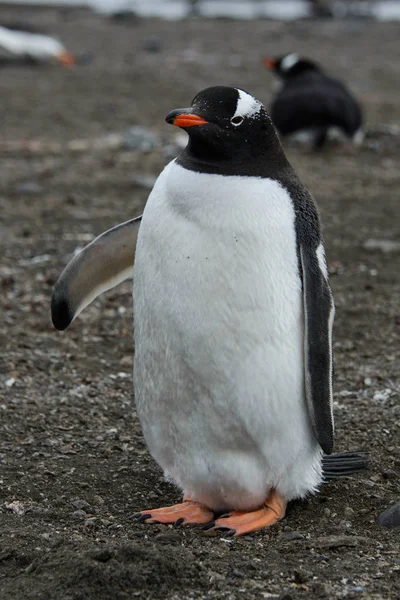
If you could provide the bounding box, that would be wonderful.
[0,24,75,67]
[264,53,363,150]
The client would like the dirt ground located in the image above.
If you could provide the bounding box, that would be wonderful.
[0,7,399,600]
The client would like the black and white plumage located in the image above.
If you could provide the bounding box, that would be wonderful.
[52,86,368,536]
[0,24,75,66]
[264,53,363,149]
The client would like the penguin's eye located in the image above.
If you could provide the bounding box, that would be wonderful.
[231,116,244,126]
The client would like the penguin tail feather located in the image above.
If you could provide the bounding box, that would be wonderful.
[321,451,370,482]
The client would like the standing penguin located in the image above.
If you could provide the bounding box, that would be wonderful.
[52,87,367,536]
[264,54,363,150]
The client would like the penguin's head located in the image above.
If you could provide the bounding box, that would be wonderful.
[263,54,319,78]
[165,86,280,163]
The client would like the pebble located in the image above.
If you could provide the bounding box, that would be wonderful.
[70,509,86,521]
[90,548,113,563]
[278,592,293,600]
[378,502,400,528]
[15,182,42,195]
[142,35,162,52]
[363,239,400,253]
[281,531,304,541]
[231,569,244,578]
[71,499,91,512]
[381,469,398,480]
[344,506,355,518]
[123,126,160,152]
[293,568,312,584]
[84,517,98,528]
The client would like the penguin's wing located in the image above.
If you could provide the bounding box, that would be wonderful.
[300,242,335,454]
[51,216,141,331]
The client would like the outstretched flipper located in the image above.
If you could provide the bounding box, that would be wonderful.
[300,242,335,454]
[51,216,142,330]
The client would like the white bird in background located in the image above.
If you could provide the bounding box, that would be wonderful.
[0,24,75,66]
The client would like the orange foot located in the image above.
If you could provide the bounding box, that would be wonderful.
[134,498,214,526]
[203,489,287,537]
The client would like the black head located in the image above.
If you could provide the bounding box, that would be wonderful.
[165,86,287,176]
[264,54,320,79]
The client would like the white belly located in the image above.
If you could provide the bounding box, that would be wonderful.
[133,161,322,510]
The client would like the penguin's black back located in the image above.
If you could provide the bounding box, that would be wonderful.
[271,70,362,138]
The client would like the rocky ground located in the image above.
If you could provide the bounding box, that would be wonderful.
[0,7,399,600]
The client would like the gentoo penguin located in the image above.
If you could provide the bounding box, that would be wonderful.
[0,25,75,66]
[52,87,368,536]
[264,54,363,150]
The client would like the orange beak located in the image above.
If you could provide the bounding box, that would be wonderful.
[171,114,208,127]
[263,57,277,69]
[58,52,76,68]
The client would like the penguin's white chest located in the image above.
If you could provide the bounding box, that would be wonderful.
[133,161,321,510]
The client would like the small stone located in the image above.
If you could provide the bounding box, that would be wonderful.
[344,506,355,518]
[381,469,398,480]
[312,582,335,597]
[142,35,162,53]
[281,531,304,541]
[120,355,132,366]
[84,517,98,528]
[70,510,86,521]
[293,568,311,584]
[123,126,160,152]
[90,548,113,563]
[93,495,105,505]
[208,570,225,583]
[25,562,36,574]
[363,239,400,253]
[279,592,293,600]
[71,499,91,512]
[15,181,42,195]
[378,502,400,528]
[232,569,244,578]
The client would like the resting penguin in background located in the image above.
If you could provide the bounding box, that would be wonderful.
[52,86,368,537]
[0,24,75,66]
[264,53,363,150]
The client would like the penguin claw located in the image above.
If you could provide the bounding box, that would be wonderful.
[135,513,153,523]
[134,500,214,526]
[201,521,216,531]
[206,490,287,537]
[223,529,236,538]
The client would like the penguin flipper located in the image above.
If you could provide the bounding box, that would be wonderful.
[300,244,335,454]
[51,216,142,330]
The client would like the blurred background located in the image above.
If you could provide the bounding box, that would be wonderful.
[0,1,399,598]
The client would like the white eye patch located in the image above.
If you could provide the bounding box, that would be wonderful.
[280,53,299,72]
[232,89,262,122]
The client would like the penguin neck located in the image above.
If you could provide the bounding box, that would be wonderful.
[176,135,291,179]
